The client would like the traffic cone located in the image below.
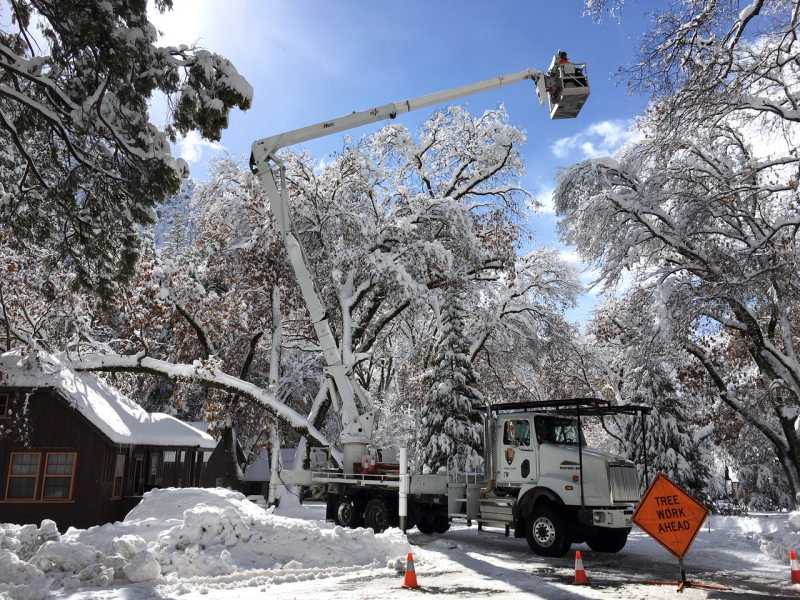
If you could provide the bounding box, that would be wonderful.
[574,550,588,585]
[791,550,800,583]
[401,552,420,589]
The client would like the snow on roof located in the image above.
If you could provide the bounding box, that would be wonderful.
[0,351,216,449]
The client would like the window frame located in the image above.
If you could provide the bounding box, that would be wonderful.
[502,418,532,448]
[5,452,42,502]
[40,452,77,501]
[112,454,125,499]
[0,392,8,418]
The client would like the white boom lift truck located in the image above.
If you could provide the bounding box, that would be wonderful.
[250,53,650,557]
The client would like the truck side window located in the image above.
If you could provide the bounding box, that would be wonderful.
[535,416,586,446]
[503,420,531,447]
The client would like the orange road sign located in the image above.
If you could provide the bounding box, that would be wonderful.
[631,471,709,560]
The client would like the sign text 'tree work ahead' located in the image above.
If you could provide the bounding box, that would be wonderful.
[630,471,709,560]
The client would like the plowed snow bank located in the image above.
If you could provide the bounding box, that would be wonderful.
[0,488,409,599]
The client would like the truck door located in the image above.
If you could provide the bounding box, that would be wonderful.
[497,418,538,485]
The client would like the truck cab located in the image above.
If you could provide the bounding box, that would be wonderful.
[487,410,640,556]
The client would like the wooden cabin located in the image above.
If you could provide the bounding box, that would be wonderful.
[0,352,216,530]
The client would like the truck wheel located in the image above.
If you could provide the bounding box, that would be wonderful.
[525,506,571,557]
[416,521,436,535]
[336,496,360,528]
[433,518,450,534]
[586,527,628,553]
[364,498,390,533]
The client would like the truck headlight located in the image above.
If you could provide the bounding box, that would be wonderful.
[593,511,605,523]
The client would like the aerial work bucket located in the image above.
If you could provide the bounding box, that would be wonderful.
[546,50,590,120]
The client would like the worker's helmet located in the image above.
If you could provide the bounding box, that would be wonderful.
[558,50,567,58]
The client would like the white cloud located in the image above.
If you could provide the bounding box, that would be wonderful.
[174,130,225,164]
[533,184,555,214]
[552,119,640,159]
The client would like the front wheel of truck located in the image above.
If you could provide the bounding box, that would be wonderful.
[525,506,571,557]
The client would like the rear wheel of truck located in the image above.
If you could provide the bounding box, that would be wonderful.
[586,527,628,553]
[416,521,436,535]
[364,498,391,533]
[525,506,571,557]
[336,496,361,528]
[433,518,450,534]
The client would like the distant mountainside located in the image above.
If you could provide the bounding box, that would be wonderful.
[153,179,196,248]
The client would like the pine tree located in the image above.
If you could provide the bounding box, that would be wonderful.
[164,213,190,259]
[622,372,709,498]
[419,290,484,474]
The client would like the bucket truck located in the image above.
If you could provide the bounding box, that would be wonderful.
[250,53,651,557]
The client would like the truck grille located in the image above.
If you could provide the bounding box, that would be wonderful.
[609,465,639,503]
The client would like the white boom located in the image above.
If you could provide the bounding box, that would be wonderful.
[250,55,589,473]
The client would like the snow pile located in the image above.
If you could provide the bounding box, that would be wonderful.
[755,512,800,563]
[0,488,410,598]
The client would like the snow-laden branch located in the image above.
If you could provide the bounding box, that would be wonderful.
[71,352,332,449]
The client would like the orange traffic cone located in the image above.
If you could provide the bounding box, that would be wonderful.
[792,550,800,583]
[401,552,420,589]
[574,550,588,585]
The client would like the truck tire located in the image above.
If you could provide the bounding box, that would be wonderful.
[364,498,390,533]
[586,527,628,553]
[415,517,449,535]
[336,496,361,529]
[525,506,571,557]
[433,519,450,534]
[416,521,436,534]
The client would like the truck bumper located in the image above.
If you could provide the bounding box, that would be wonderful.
[591,508,633,529]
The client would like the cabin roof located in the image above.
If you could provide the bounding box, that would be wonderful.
[0,351,216,449]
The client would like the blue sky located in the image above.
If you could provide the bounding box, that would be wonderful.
[150,0,655,321]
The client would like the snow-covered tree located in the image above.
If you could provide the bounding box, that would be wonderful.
[0,100,583,482]
[419,290,484,474]
[0,0,252,299]
[558,0,800,505]
[163,213,190,258]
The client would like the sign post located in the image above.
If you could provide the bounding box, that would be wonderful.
[631,472,729,592]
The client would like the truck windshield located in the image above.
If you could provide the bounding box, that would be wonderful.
[534,416,587,446]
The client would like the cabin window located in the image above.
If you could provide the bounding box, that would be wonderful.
[112,455,125,499]
[6,453,40,500]
[203,451,213,463]
[163,451,177,463]
[180,451,186,463]
[177,478,183,488]
[215,477,223,488]
[0,393,8,418]
[42,453,76,500]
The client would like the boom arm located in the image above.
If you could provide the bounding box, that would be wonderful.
[250,60,586,471]
[250,68,547,170]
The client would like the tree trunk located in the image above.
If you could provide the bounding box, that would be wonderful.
[778,415,800,507]
[222,425,246,493]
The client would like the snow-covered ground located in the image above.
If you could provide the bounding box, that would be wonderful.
[1,488,797,599]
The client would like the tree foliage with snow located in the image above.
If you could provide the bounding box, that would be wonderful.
[0,0,252,299]
[0,101,579,479]
[419,290,484,474]
[559,0,800,506]
[544,294,711,495]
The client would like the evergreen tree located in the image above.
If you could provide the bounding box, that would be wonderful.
[623,371,709,498]
[164,213,190,258]
[419,290,484,474]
